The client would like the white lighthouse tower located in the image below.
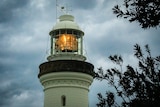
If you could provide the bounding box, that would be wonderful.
[38,14,94,107]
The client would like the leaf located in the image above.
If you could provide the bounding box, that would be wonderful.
[155,56,160,62]
[111,68,121,77]
[127,65,136,76]
[139,61,146,71]
[145,44,150,54]
[134,44,143,58]
[108,69,113,76]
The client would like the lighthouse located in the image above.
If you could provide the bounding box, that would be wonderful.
[38,14,94,107]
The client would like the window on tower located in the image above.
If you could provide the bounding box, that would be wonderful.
[55,34,78,52]
[61,95,66,106]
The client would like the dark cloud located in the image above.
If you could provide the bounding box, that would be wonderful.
[0,35,43,107]
[0,59,42,107]
[0,80,23,106]
[0,0,49,107]
[66,0,97,10]
[0,82,42,107]
[0,0,30,23]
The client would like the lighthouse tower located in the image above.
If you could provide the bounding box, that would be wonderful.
[38,14,94,107]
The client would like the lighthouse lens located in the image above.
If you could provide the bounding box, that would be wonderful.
[55,34,78,52]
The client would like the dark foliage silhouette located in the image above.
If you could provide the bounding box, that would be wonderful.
[95,44,160,107]
[112,0,160,29]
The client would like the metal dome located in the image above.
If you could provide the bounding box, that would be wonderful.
[49,15,84,35]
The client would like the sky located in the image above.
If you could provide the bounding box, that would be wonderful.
[0,0,159,107]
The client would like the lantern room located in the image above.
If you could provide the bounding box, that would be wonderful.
[47,15,86,61]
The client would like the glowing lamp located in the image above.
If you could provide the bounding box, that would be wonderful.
[55,34,78,52]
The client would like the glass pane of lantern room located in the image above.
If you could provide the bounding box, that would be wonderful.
[60,30,65,34]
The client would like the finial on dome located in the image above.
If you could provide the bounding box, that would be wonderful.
[60,4,72,15]
[56,0,72,19]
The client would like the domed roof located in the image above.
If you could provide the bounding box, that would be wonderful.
[50,15,84,35]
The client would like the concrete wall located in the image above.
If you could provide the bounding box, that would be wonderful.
[39,72,93,107]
